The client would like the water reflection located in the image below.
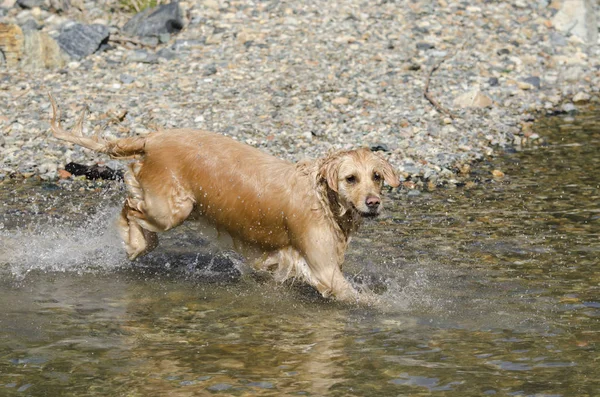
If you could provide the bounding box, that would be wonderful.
[0,113,599,395]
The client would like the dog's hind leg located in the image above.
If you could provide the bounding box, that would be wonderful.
[117,161,195,260]
[117,200,159,260]
[115,162,162,260]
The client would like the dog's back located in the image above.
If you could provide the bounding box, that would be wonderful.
[138,129,312,250]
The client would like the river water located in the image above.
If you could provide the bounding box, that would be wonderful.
[0,113,598,396]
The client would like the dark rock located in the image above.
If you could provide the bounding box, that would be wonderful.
[522,76,541,89]
[488,77,499,86]
[416,42,434,50]
[122,2,184,38]
[497,48,510,55]
[370,143,389,152]
[57,23,109,60]
[203,63,217,76]
[16,0,45,9]
[64,162,123,180]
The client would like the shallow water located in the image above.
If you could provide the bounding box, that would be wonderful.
[1,113,599,396]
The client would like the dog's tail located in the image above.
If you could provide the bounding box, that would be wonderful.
[48,93,146,159]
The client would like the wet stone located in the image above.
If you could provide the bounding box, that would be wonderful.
[207,383,232,391]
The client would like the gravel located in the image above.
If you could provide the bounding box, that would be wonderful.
[0,0,599,185]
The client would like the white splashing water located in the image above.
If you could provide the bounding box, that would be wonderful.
[0,205,127,280]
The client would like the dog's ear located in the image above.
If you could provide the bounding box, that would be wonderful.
[377,156,400,188]
[319,157,340,192]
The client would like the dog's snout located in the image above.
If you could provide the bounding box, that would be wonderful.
[366,195,380,209]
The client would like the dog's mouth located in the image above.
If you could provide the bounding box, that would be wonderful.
[357,207,380,218]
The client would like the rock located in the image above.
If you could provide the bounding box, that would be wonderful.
[551,0,597,44]
[203,63,217,76]
[522,76,541,89]
[491,169,505,178]
[416,42,434,50]
[488,77,499,87]
[332,97,349,105]
[561,102,577,113]
[549,31,568,46]
[58,169,72,179]
[19,18,40,31]
[122,2,184,38]
[125,49,157,63]
[207,384,232,392]
[140,36,159,47]
[156,47,177,60]
[21,29,66,69]
[370,143,389,152]
[0,23,24,67]
[16,0,45,9]
[57,23,109,60]
[572,91,590,103]
[453,90,493,108]
[48,0,69,12]
[119,73,135,84]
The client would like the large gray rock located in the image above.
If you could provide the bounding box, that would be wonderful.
[122,2,184,38]
[56,23,109,60]
[552,0,598,44]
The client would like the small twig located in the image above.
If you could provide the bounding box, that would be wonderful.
[424,56,456,119]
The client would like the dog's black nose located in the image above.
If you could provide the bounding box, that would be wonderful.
[366,195,380,209]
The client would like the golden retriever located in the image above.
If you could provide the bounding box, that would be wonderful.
[48,95,399,302]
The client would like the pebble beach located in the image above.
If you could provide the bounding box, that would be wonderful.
[0,0,598,185]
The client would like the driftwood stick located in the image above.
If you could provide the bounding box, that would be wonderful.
[424,57,457,119]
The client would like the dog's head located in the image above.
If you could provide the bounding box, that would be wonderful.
[319,148,400,217]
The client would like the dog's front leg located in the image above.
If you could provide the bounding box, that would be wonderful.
[298,229,359,302]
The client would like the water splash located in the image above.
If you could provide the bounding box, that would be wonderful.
[0,204,127,280]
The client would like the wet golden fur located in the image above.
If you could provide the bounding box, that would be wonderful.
[49,95,400,302]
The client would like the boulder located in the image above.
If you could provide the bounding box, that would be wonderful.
[552,0,598,44]
[122,2,184,38]
[56,23,109,60]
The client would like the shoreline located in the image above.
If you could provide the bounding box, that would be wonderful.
[1,0,598,185]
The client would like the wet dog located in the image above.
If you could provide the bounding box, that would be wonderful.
[48,94,399,302]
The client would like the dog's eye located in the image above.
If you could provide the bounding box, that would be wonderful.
[345,175,357,184]
[373,172,382,182]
